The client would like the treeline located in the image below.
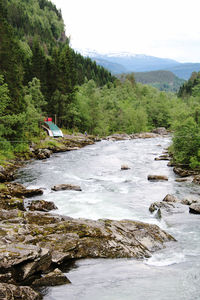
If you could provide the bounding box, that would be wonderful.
[171,71,200,169]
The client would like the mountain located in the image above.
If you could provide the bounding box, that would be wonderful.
[166,64,200,80]
[133,70,185,92]
[75,49,200,80]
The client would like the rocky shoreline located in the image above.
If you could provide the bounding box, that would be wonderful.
[0,183,176,299]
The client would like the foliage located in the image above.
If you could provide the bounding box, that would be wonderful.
[73,78,179,135]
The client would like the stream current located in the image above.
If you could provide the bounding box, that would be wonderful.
[16,137,200,300]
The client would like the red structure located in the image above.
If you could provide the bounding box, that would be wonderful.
[44,117,52,122]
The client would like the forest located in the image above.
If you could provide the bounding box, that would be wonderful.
[0,0,200,170]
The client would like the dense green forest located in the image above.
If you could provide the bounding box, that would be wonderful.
[0,0,200,170]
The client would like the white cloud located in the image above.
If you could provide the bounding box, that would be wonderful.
[52,0,200,62]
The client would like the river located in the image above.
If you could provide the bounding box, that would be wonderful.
[16,137,200,300]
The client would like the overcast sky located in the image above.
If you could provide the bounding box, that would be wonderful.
[52,0,200,62]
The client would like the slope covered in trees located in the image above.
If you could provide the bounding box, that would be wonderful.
[0,0,114,158]
[133,70,185,92]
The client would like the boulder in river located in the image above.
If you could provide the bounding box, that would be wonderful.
[147,175,168,181]
[163,194,179,203]
[154,155,169,161]
[189,203,200,214]
[121,164,130,170]
[192,175,200,184]
[149,201,175,213]
[51,184,82,191]
[175,177,192,182]
[130,132,158,139]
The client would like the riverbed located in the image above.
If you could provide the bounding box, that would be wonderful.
[16,137,200,300]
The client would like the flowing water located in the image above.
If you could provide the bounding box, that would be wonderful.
[16,137,200,300]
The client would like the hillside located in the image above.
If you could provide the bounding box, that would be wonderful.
[133,70,185,92]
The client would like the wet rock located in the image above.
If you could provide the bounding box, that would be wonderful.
[51,184,82,192]
[4,183,43,198]
[121,164,130,170]
[175,177,192,182]
[147,175,168,181]
[181,198,198,206]
[154,155,169,161]
[28,200,58,212]
[130,132,159,139]
[106,134,131,141]
[173,167,197,177]
[192,175,200,184]
[0,283,42,300]
[163,194,179,203]
[32,268,71,286]
[189,203,200,214]
[167,161,176,167]
[149,201,175,213]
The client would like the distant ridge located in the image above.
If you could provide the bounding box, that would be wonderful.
[75,49,200,80]
[133,70,185,92]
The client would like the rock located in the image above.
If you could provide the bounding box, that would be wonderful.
[0,283,42,300]
[167,160,175,167]
[163,194,179,203]
[0,198,24,211]
[189,203,200,214]
[0,210,175,260]
[0,209,24,221]
[130,132,159,139]
[154,155,169,161]
[0,244,52,283]
[34,148,52,160]
[51,184,82,191]
[0,172,7,182]
[51,251,71,265]
[175,177,192,182]
[106,133,131,141]
[121,164,130,170]
[28,200,58,212]
[3,183,43,198]
[147,175,168,181]
[173,167,197,177]
[32,268,71,286]
[152,127,168,135]
[149,201,175,213]
[181,199,198,206]
[193,175,200,184]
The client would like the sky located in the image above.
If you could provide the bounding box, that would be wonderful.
[52,0,200,62]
